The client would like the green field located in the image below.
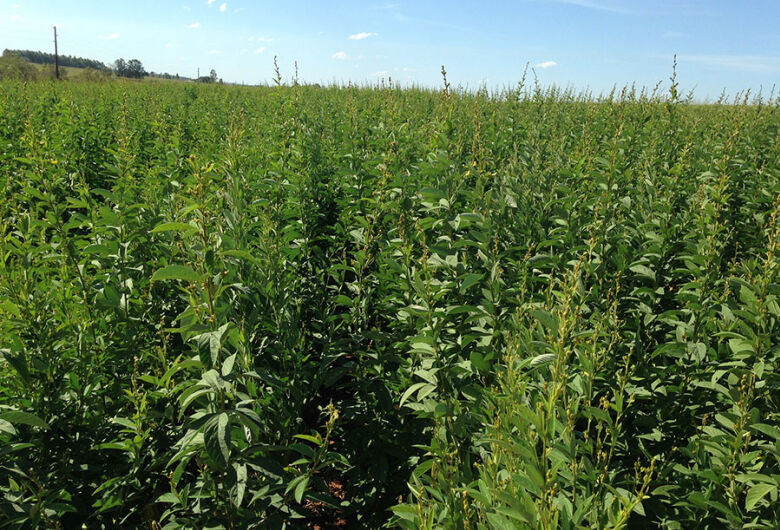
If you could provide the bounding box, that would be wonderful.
[0,79,778,528]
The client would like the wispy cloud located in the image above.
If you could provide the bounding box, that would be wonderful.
[255,47,265,54]
[348,32,378,40]
[207,0,216,4]
[550,0,635,15]
[373,3,400,9]
[535,60,558,69]
[208,50,221,55]
[187,22,200,28]
[332,51,348,60]
[10,3,20,8]
[373,70,389,77]
[219,2,226,12]
[99,33,120,40]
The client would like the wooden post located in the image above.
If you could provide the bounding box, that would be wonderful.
[53,26,60,80]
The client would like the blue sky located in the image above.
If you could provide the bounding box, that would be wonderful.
[1,1,778,99]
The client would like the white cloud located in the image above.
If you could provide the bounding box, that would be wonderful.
[99,33,120,40]
[373,70,389,77]
[535,61,558,69]
[332,51,348,60]
[207,0,216,4]
[187,22,200,28]
[349,32,377,40]
[255,47,265,54]
[219,2,226,12]
[257,37,272,42]
[240,48,247,54]
[208,50,220,54]
[10,3,20,7]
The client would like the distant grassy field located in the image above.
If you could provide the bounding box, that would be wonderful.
[0,79,778,528]
[27,62,102,79]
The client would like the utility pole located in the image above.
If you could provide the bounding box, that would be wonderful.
[53,26,60,80]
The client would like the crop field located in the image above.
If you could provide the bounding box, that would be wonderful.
[0,78,778,529]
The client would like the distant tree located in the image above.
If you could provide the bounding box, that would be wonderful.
[113,58,146,79]
[210,69,217,83]
[3,49,107,70]
[114,58,127,77]
[0,54,39,81]
[126,59,146,78]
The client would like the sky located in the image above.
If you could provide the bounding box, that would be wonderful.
[1,1,778,100]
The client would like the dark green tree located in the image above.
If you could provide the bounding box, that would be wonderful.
[113,58,127,77]
[126,59,146,78]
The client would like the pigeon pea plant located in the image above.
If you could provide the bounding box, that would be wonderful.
[0,73,778,529]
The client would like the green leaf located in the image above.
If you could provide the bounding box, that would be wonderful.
[400,382,429,407]
[486,512,517,530]
[729,338,754,355]
[232,463,247,507]
[151,222,198,235]
[217,412,230,465]
[0,419,16,436]
[294,476,308,504]
[156,492,180,504]
[470,351,490,372]
[204,413,230,468]
[293,434,322,445]
[0,411,49,430]
[0,300,21,318]
[221,249,262,266]
[460,273,483,293]
[745,483,776,511]
[390,504,419,522]
[152,265,200,283]
[531,353,557,367]
[289,443,315,459]
[530,309,558,332]
[0,350,29,382]
[630,264,656,281]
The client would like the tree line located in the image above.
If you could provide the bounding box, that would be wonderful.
[112,59,146,79]
[2,49,214,82]
[2,49,108,70]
